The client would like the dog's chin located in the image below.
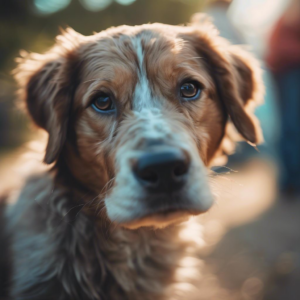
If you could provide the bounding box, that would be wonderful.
[120,210,196,230]
[105,184,214,230]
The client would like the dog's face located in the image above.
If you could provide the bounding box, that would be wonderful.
[16,18,263,229]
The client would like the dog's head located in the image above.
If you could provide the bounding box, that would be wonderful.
[15,16,263,229]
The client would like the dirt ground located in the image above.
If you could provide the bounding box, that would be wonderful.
[189,160,300,300]
[1,145,299,300]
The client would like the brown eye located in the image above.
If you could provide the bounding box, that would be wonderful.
[91,94,115,113]
[180,82,201,99]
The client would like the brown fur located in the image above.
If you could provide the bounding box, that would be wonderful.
[1,15,263,300]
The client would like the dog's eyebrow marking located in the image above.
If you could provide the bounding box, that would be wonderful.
[131,37,158,112]
[82,79,101,84]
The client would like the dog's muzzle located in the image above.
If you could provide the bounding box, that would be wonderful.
[105,130,213,228]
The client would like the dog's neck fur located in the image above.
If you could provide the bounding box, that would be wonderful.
[6,160,193,300]
[55,157,191,299]
[53,169,192,300]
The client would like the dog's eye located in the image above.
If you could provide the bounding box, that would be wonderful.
[180,82,201,99]
[91,94,115,113]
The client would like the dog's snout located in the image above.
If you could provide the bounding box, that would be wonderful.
[134,148,190,192]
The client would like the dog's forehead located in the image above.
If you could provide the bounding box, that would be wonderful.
[85,26,186,71]
[79,25,202,110]
[130,34,161,112]
[129,30,193,112]
[85,25,192,70]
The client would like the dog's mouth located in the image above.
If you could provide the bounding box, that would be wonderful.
[120,206,202,229]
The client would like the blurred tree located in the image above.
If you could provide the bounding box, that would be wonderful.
[0,0,206,149]
[0,0,206,69]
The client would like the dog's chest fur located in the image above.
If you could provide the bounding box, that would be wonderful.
[5,173,190,300]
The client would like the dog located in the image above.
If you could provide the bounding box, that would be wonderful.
[0,15,263,300]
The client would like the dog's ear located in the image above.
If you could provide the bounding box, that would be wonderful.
[14,28,83,164]
[184,14,264,145]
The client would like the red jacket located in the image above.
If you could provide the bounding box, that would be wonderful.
[266,2,300,73]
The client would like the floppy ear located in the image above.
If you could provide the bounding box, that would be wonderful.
[14,29,83,164]
[184,15,264,145]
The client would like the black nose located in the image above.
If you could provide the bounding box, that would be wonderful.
[134,148,190,193]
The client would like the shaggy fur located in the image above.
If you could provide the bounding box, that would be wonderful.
[0,15,263,300]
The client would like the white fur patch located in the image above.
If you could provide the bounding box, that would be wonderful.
[131,38,158,111]
[134,108,170,140]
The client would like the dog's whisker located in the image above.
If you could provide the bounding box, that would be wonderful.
[99,177,116,195]
[86,180,115,217]
[211,165,238,173]
[74,196,100,218]
[61,203,85,220]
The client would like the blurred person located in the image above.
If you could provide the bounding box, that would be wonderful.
[265,0,300,196]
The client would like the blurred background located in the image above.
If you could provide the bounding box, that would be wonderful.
[0,0,300,299]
